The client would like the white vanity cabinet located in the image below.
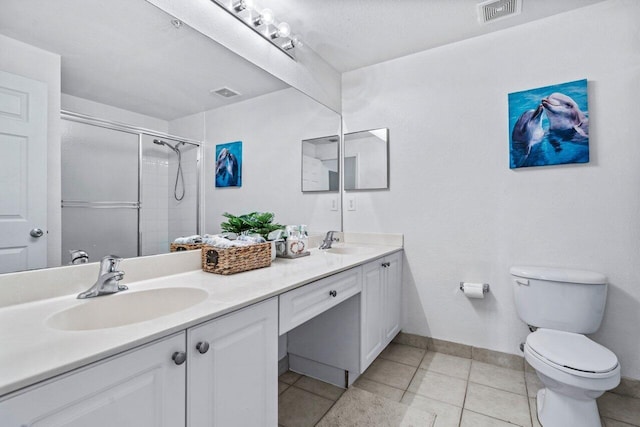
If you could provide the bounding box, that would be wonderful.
[0,298,278,427]
[361,251,403,371]
[187,298,278,427]
[0,332,187,427]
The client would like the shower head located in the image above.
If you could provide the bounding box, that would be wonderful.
[153,139,179,153]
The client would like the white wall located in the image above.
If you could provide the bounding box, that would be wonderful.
[198,88,341,234]
[342,0,640,380]
[0,34,61,267]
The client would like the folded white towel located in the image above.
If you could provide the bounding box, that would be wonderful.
[203,235,254,249]
[173,235,203,244]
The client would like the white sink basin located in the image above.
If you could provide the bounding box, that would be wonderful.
[325,246,375,255]
[47,287,208,331]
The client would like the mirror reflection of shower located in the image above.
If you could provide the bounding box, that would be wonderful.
[153,139,185,201]
[60,113,201,263]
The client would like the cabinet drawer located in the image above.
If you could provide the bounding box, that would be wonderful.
[279,268,362,334]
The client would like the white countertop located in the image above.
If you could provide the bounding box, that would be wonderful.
[0,241,402,397]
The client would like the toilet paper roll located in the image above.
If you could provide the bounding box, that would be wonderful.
[462,282,485,299]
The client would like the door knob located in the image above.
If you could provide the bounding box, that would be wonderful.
[172,351,187,365]
[196,341,210,354]
[30,228,44,238]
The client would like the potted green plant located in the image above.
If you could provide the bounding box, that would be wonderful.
[220,212,283,240]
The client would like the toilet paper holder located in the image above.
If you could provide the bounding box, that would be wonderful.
[459,282,490,294]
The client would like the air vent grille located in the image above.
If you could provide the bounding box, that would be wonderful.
[477,0,522,24]
[211,87,240,98]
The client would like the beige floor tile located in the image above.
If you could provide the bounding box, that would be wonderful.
[279,370,302,385]
[464,382,531,427]
[469,360,527,396]
[461,409,527,427]
[379,342,427,367]
[529,398,541,427]
[420,351,471,380]
[598,392,640,426]
[602,417,638,426]
[362,358,418,390]
[402,392,463,427]
[614,377,640,400]
[525,371,544,398]
[317,387,436,427]
[278,386,334,427]
[279,381,290,395]
[353,377,405,402]
[294,376,345,401]
[407,369,467,407]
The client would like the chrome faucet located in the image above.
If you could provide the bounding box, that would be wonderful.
[319,231,340,250]
[77,255,127,299]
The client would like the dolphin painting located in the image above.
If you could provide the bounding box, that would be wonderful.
[215,147,240,187]
[541,92,589,139]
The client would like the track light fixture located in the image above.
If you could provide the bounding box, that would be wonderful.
[211,0,301,59]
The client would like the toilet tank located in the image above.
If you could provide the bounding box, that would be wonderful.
[510,266,607,334]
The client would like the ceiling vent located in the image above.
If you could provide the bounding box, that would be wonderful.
[477,0,522,24]
[211,87,240,98]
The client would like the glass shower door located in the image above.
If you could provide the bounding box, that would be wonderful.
[61,120,139,264]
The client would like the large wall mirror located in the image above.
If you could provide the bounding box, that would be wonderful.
[344,128,389,190]
[0,0,341,274]
[301,136,340,192]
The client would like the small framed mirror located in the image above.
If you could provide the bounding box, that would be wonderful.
[344,128,389,190]
[302,135,340,192]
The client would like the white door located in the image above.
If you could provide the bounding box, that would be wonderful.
[0,70,47,273]
[187,298,278,427]
[0,333,186,426]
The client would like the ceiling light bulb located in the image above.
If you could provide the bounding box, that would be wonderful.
[276,22,291,38]
[261,9,274,25]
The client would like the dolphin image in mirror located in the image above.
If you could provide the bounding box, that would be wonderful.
[215,147,239,186]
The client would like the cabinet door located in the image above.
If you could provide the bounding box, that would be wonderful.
[187,298,278,427]
[360,259,385,372]
[0,333,186,427]
[383,251,403,344]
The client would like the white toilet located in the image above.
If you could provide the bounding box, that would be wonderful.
[510,266,620,427]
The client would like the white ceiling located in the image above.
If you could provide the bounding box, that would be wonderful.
[258,0,607,72]
[1,0,607,120]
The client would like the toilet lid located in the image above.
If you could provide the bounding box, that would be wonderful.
[527,329,618,373]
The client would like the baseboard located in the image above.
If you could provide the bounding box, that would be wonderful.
[278,354,289,376]
[288,353,354,388]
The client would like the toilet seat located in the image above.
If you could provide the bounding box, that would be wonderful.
[526,329,618,377]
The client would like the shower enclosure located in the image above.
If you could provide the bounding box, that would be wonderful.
[60,111,200,265]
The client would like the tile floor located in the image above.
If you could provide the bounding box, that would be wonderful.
[278,342,640,427]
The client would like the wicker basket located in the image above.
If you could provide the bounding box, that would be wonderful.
[170,243,205,252]
[201,242,272,275]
